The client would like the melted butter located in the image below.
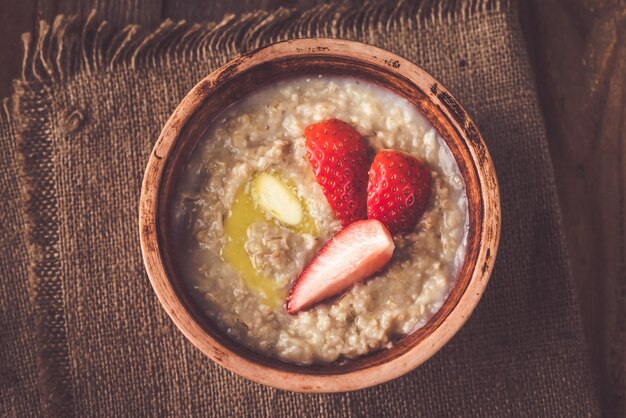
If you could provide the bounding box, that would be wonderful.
[222,173,317,306]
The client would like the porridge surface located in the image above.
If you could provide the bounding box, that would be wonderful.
[172,76,467,364]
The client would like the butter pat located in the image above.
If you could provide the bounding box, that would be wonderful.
[252,173,303,226]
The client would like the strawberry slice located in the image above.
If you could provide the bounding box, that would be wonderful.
[304,119,369,226]
[286,219,394,315]
[367,150,432,234]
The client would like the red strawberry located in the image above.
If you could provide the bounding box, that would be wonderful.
[305,119,369,226]
[286,219,394,315]
[367,150,432,234]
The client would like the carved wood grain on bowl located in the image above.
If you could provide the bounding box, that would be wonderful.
[139,38,500,392]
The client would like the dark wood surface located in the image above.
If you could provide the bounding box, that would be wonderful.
[1,0,623,414]
[519,1,624,415]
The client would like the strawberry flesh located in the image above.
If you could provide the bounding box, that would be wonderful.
[367,150,432,234]
[304,119,369,226]
[286,219,394,315]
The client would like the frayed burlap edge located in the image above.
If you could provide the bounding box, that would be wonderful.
[17,0,506,85]
[11,0,507,415]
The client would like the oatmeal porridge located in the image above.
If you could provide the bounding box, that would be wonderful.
[172,75,467,365]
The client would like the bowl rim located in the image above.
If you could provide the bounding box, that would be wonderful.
[139,38,501,392]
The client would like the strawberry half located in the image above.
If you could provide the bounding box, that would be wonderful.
[367,150,432,234]
[304,119,369,226]
[286,219,394,315]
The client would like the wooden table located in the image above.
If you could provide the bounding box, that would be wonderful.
[1,0,623,415]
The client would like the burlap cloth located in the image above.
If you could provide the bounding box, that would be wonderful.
[0,1,601,416]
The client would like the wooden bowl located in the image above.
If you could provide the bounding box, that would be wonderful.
[139,39,500,392]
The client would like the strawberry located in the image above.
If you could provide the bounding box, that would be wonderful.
[304,119,369,226]
[286,219,394,315]
[367,150,432,234]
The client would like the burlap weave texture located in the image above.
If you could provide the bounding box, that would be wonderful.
[1,1,600,416]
